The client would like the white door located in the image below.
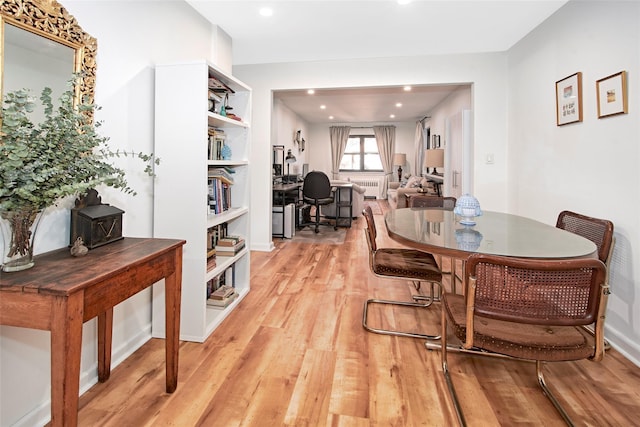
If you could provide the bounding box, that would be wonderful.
[444,109,472,198]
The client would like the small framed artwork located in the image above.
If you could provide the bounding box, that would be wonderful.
[556,72,583,126]
[596,71,628,118]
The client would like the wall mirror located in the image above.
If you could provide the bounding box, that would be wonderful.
[1,0,97,121]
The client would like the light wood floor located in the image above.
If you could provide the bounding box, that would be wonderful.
[77,201,640,426]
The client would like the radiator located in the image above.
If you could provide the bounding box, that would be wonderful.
[343,176,382,199]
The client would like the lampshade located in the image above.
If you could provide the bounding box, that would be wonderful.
[393,153,406,166]
[285,149,296,163]
[423,149,444,168]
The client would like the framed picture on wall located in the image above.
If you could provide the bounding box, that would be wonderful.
[555,72,583,126]
[596,71,628,118]
[431,135,440,148]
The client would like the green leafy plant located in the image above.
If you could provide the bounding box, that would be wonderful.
[0,78,158,213]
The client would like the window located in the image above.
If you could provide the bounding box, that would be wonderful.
[339,135,383,172]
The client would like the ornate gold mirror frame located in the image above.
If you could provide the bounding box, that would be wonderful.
[0,0,97,111]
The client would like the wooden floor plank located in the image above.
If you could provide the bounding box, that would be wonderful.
[76,200,640,426]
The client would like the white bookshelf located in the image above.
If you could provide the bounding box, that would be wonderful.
[152,61,251,342]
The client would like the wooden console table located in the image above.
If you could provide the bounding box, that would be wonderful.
[0,237,185,426]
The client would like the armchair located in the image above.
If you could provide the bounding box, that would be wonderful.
[386,176,436,209]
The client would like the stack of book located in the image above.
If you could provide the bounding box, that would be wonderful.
[214,236,245,257]
[207,127,226,160]
[206,285,238,308]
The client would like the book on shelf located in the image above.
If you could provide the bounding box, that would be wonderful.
[206,266,234,297]
[206,266,236,308]
[208,167,235,184]
[208,90,223,103]
[207,127,227,160]
[206,291,238,308]
[207,223,229,249]
[216,235,243,246]
[206,256,217,271]
[215,238,245,256]
[207,178,232,214]
[208,76,234,94]
[209,284,235,300]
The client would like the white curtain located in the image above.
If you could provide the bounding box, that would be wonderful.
[413,120,425,176]
[373,125,396,196]
[330,126,351,179]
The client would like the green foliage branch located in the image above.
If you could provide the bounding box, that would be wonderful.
[0,78,158,212]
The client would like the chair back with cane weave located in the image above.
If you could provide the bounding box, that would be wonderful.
[556,210,614,265]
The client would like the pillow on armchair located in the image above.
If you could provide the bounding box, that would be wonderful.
[403,175,423,189]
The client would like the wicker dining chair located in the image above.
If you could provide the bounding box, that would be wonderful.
[440,253,609,426]
[556,210,614,347]
[362,205,443,339]
[407,195,457,289]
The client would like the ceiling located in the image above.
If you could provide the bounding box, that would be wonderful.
[187,0,568,124]
[273,84,468,124]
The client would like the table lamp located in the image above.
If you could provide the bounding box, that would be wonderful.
[424,149,444,174]
[285,149,297,182]
[393,153,406,181]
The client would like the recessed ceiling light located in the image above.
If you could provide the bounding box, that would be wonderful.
[390,114,396,118]
[320,105,326,110]
[329,116,334,120]
[397,0,411,5]
[307,89,315,95]
[404,86,412,91]
[396,102,402,108]
[259,7,273,17]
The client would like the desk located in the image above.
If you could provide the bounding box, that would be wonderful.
[332,182,353,228]
[272,182,302,237]
[0,237,185,426]
[385,208,597,260]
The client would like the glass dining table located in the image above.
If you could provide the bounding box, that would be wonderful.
[386,208,597,294]
[385,208,599,353]
[385,208,597,261]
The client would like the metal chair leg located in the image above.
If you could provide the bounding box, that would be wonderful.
[362,299,440,340]
[362,281,441,340]
[412,282,440,306]
[441,305,467,426]
[536,361,575,427]
[435,341,576,426]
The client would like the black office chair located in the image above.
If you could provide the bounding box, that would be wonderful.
[302,171,335,233]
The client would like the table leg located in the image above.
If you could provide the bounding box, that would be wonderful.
[164,248,183,393]
[50,293,84,427]
[97,308,114,382]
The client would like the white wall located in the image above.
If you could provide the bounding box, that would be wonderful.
[508,0,640,365]
[235,53,509,253]
[0,2,221,425]
[272,98,310,177]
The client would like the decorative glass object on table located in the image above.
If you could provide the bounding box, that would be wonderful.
[454,194,483,226]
